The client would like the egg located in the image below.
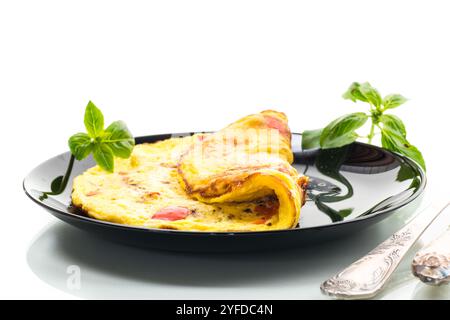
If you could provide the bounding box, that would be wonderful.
[72,110,308,231]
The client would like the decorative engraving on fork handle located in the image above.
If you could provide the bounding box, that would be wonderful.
[321,202,449,299]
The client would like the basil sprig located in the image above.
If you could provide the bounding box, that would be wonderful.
[39,102,134,200]
[302,82,425,171]
[69,101,135,172]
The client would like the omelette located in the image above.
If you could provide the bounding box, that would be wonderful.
[72,110,308,231]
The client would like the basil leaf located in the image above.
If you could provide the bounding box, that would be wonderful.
[381,129,426,171]
[50,176,64,193]
[359,82,382,108]
[380,114,406,138]
[343,82,382,108]
[338,208,353,218]
[84,101,104,137]
[93,143,115,172]
[302,128,322,150]
[68,132,93,160]
[103,120,135,158]
[342,82,368,103]
[320,113,368,149]
[396,165,417,182]
[383,94,407,110]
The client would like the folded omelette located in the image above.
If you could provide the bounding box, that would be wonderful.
[71,110,308,231]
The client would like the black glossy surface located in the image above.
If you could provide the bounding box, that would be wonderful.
[23,133,426,252]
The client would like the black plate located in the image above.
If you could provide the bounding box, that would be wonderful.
[24,133,426,252]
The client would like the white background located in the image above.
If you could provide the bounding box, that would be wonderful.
[0,0,449,299]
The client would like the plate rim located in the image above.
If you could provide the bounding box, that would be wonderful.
[23,132,427,237]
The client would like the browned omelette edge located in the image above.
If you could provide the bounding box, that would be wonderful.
[176,110,308,230]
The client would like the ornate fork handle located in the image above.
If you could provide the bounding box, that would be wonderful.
[321,202,450,299]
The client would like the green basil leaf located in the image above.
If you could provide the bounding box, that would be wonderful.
[381,129,426,171]
[383,94,407,110]
[338,208,353,218]
[68,132,93,160]
[84,101,104,137]
[50,176,64,193]
[302,128,322,150]
[343,82,382,108]
[320,112,368,149]
[93,143,114,172]
[380,114,406,138]
[396,165,417,182]
[342,82,368,103]
[359,82,382,108]
[103,120,135,158]
[322,132,359,148]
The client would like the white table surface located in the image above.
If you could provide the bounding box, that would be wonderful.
[1,0,450,300]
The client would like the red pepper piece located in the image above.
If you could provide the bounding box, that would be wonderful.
[152,206,192,221]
